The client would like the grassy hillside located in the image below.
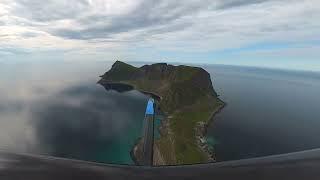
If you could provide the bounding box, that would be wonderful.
[171,97,223,164]
[101,61,138,81]
[99,61,224,165]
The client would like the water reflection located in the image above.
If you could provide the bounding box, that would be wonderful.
[0,61,148,164]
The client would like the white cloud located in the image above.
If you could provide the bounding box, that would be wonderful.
[0,0,319,65]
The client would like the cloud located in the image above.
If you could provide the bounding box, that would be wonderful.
[0,0,319,66]
[49,0,211,40]
[0,47,30,56]
[0,81,148,161]
[12,0,90,22]
[20,31,42,38]
[215,0,272,9]
[2,0,278,41]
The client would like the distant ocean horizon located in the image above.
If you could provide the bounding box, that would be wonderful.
[204,64,320,161]
[0,61,319,164]
[129,60,320,74]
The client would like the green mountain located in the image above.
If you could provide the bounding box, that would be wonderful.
[99,61,224,165]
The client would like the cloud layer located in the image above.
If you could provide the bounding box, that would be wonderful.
[0,0,319,69]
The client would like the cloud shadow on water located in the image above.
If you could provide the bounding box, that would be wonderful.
[32,84,148,164]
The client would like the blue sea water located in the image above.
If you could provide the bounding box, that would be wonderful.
[205,65,320,161]
[1,61,319,164]
[0,61,148,164]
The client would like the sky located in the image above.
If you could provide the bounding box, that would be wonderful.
[0,0,319,71]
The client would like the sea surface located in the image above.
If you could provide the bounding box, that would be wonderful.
[1,61,320,164]
[205,65,320,162]
[0,61,148,164]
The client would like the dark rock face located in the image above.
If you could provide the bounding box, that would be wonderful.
[100,83,134,93]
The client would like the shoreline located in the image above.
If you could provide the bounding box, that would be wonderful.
[132,98,226,165]
[154,98,226,165]
[130,137,143,165]
[99,80,161,165]
[98,80,162,100]
[196,99,226,162]
[99,80,225,165]
[130,138,139,165]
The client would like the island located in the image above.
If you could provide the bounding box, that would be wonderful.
[98,61,225,165]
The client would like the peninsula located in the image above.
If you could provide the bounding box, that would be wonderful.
[99,61,224,165]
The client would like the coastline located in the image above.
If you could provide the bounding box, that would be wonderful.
[130,137,143,165]
[98,80,162,100]
[99,80,160,165]
[196,99,226,162]
[131,96,226,165]
[99,61,225,165]
[153,98,226,165]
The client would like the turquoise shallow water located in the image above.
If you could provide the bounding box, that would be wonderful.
[0,61,148,164]
[3,61,319,164]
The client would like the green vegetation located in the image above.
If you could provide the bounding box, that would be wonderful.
[99,61,224,165]
[170,97,224,164]
[102,61,138,81]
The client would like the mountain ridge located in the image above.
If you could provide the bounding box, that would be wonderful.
[99,61,224,165]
